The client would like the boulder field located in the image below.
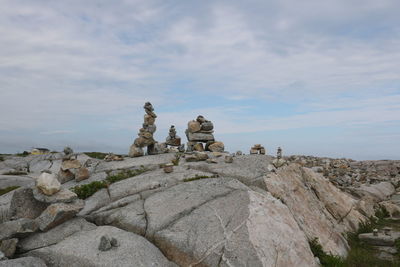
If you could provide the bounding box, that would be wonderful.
[1,152,399,266]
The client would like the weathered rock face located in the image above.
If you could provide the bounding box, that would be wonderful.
[0,218,39,240]
[0,257,47,267]
[154,188,318,267]
[36,172,61,196]
[9,187,49,220]
[208,141,225,152]
[35,200,84,231]
[18,218,97,252]
[0,238,18,258]
[263,164,366,256]
[26,226,177,267]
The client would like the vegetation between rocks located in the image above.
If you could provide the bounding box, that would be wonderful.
[171,153,182,166]
[183,174,218,182]
[71,167,148,199]
[311,207,400,267]
[15,151,30,157]
[0,186,20,196]
[84,152,109,159]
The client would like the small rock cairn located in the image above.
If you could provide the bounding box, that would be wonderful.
[165,125,185,152]
[129,102,158,157]
[250,144,266,155]
[185,115,224,152]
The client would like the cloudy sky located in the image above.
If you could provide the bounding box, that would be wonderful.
[1,0,399,159]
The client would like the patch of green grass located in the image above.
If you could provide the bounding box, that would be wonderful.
[2,171,28,176]
[0,156,3,161]
[0,186,20,196]
[309,238,345,266]
[16,151,30,157]
[106,168,148,184]
[84,152,109,159]
[71,181,108,199]
[71,167,149,199]
[183,174,218,182]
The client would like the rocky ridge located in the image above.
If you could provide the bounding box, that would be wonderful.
[1,151,399,266]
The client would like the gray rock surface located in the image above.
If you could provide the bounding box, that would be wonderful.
[32,188,77,204]
[9,188,49,220]
[26,226,177,267]
[19,218,96,252]
[0,256,47,267]
[0,175,34,189]
[0,238,18,258]
[0,218,39,240]
[35,200,84,231]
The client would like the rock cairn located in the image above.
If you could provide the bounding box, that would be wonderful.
[185,115,224,152]
[250,144,266,154]
[129,102,158,157]
[272,147,287,168]
[165,125,184,152]
[58,147,89,183]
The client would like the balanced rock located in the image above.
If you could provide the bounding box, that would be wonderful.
[208,141,224,152]
[36,172,61,196]
[57,169,75,184]
[61,159,81,171]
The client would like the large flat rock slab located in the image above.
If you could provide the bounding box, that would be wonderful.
[153,189,317,267]
[26,226,177,267]
[0,256,47,267]
[0,175,35,189]
[95,154,176,172]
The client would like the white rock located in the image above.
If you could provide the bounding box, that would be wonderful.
[36,173,61,196]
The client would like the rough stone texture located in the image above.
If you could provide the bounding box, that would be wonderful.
[208,141,225,152]
[78,189,111,216]
[355,182,395,202]
[98,235,112,251]
[35,200,84,231]
[0,238,18,258]
[0,257,47,267]
[61,159,81,171]
[359,233,397,246]
[128,144,144,157]
[26,226,177,267]
[0,175,35,189]
[263,164,366,257]
[187,120,201,133]
[32,188,77,204]
[30,160,52,173]
[88,194,146,236]
[187,132,215,142]
[19,218,97,252]
[75,167,90,182]
[193,143,204,152]
[36,172,61,196]
[0,218,39,240]
[9,187,49,220]
[57,169,75,184]
[153,185,318,267]
[380,201,400,218]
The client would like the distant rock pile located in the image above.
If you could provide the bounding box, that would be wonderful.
[58,147,89,183]
[250,144,266,154]
[165,125,184,152]
[185,115,224,152]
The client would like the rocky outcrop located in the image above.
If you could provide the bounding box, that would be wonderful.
[25,226,177,267]
[263,164,366,257]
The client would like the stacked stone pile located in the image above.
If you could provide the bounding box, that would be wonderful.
[58,147,90,183]
[165,125,184,152]
[0,172,83,259]
[185,115,224,152]
[250,144,266,154]
[129,102,159,157]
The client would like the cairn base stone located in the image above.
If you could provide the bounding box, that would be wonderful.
[128,145,144,157]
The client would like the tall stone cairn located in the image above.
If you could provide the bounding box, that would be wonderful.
[129,102,157,157]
